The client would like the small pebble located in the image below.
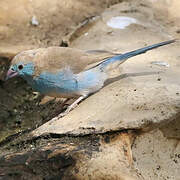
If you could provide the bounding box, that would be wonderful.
[31,16,39,26]
[151,61,170,67]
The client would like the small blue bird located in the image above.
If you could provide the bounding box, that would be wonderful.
[6,40,175,116]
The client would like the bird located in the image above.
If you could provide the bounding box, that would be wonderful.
[6,39,175,117]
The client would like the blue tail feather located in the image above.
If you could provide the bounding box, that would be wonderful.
[100,39,175,68]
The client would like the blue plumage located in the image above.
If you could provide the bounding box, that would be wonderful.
[25,67,106,98]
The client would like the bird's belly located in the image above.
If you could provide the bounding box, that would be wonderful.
[27,68,107,98]
[75,68,107,95]
[31,78,80,98]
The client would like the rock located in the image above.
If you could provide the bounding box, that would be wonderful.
[0,132,140,180]
[148,0,180,20]
[133,120,180,179]
[1,0,180,179]
[0,45,35,59]
[32,1,180,137]
[0,0,121,58]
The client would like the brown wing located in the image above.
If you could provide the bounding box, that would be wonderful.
[33,47,117,76]
[84,49,121,70]
[85,49,119,55]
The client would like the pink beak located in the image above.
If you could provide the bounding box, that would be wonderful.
[5,69,19,80]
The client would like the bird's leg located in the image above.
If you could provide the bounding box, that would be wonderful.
[59,95,87,118]
[62,98,71,106]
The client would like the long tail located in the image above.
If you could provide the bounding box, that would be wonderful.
[100,39,175,68]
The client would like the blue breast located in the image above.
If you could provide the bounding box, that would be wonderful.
[24,68,105,97]
[32,71,77,95]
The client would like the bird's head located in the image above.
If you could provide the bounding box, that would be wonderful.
[6,49,38,80]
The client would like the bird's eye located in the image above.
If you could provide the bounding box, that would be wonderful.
[18,64,24,70]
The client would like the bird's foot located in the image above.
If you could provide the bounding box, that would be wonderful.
[58,103,78,118]
[58,111,68,118]
[57,95,87,118]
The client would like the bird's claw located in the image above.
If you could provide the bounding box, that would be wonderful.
[58,106,72,118]
[58,111,68,118]
[56,95,86,119]
[58,103,78,118]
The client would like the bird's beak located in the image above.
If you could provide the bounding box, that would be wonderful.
[5,69,19,81]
